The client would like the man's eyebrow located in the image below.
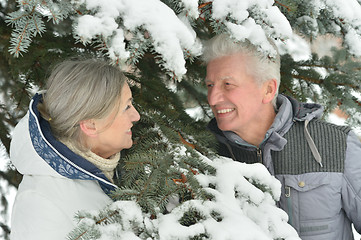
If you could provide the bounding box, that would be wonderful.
[205,76,233,82]
[220,76,233,80]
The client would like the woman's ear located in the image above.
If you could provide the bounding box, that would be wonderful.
[262,78,277,104]
[79,119,98,137]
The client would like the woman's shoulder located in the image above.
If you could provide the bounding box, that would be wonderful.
[16,174,112,209]
[11,174,112,240]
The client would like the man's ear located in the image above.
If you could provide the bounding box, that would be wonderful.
[262,79,277,104]
[79,119,98,137]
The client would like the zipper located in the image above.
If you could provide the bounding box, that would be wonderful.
[285,186,293,225]
[256,148,262,163]
[285,186,291,197]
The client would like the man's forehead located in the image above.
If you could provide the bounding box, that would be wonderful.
[205,76,233,82]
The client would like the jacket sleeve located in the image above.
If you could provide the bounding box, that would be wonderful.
[342,130,361,233]
[10,190,75,240]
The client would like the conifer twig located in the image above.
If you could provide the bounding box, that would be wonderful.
[290,74,360,89]
[274,1,292,12]
[178,132,195,149]
[73,211,119,240]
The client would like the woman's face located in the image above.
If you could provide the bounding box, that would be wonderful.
[91,83,140,158]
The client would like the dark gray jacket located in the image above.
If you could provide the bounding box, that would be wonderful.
[208,94,361,240]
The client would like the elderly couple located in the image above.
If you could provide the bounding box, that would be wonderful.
[10,34,361,240]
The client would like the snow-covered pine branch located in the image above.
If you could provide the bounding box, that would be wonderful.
[293,0,361,56]
[208,0,292,58]
[68,121,299,239]
[6,0,361,79]
[73,0,202,79]
[68,154,300,240]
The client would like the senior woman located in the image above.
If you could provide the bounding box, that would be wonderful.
[10,59,140,239]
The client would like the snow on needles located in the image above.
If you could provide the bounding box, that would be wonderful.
[306,0,361,56]
[74,0,202,77]
[74,154,300,240]
[73,0,361,77]
[212,0,292,58]
[324,0,361,56]
[180,0,199,19]
[73,0,296,78]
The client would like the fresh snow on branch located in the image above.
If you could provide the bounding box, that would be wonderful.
[302,0,361,56]
[75,0,202,77]
[70,156,300,240]
[6,0,361,78]
[211,0,292,58]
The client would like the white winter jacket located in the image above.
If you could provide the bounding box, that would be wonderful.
[10,94,118,240]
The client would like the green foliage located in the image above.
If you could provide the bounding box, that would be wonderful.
[68,205,146,240]
[6,0,72,57]
[113,65,217,215]
[179,208,205,227]
[280,48,361,124]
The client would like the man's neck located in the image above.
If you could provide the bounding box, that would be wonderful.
[235,107,277,147]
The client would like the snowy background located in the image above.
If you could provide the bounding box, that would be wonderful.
[0,143,16,239]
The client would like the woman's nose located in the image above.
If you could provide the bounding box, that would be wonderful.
[132,107,141,122]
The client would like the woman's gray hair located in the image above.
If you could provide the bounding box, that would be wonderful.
[202,34,281,107]
[38,59,127,149]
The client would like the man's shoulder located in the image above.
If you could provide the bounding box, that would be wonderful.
[296,118,352,135]
[274,118,351,175]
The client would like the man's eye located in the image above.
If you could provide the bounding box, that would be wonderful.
[206,83,214,87]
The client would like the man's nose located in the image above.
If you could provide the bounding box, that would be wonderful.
[208,85,224,106]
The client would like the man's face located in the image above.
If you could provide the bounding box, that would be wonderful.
[205,53,269,137]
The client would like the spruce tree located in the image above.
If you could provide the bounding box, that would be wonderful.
[1,0,361,239]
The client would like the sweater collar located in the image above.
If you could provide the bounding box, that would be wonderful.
[61,139,120,184]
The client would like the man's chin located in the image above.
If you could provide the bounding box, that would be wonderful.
[216,122,232,132]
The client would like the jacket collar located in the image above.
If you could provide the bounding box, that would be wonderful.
[28,93,118,195]
[285,95,323,121]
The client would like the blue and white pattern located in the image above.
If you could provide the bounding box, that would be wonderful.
[28,93,118,195]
